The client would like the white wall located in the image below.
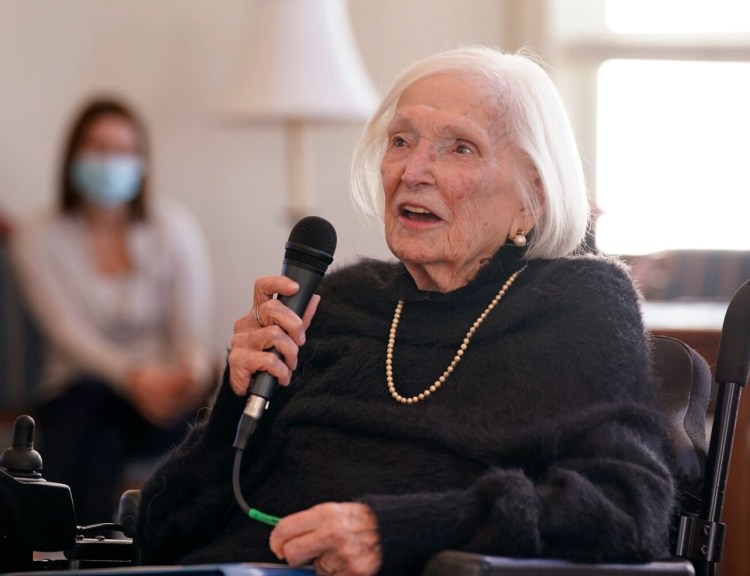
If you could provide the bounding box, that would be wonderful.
[0,0,508,353]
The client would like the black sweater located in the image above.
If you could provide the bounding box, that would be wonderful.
[136,246,675,575]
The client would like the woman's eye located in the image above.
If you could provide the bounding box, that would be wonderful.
[391,136,408,148]
[455,143,474,155]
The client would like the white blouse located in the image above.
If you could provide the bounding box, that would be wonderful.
[10,199,214,400]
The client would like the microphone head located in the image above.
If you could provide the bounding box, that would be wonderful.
[288,216,337,255]
[285,216,337,274]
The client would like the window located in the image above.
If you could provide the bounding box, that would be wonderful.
[606,0,750,34]
[596,59,750,254]
[548,0,750,255]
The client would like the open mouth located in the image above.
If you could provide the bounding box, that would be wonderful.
[401,205,442,223]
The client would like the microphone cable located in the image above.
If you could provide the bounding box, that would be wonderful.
[232,448,280,527]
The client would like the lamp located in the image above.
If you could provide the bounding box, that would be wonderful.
[224,0,378,221]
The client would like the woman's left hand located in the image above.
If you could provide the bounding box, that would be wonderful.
[127,365,201,427]
[269,502,382,576]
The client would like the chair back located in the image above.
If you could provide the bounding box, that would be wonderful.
[0,241,43,412]
[652,336,711,492]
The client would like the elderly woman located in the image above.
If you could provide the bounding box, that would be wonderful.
[136,47,673,576]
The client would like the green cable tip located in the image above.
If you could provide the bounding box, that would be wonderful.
[248,508,281,526]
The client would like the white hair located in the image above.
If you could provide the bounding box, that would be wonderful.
[350,45,590,259]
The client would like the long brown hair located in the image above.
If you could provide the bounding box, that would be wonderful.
[59,98,149,220]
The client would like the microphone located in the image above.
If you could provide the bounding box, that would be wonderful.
[233,216,337,450]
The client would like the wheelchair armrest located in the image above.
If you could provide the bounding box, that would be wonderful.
[118,488,141,538]
[422,551,695,576]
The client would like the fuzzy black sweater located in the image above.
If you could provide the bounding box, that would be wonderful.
[135,245,675,575]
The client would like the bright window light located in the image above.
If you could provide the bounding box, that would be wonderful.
[606,0,750,33]
[595,59,750,255]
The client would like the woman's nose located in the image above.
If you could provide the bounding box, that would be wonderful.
[401,142,437,188]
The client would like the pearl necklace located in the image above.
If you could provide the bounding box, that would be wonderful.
[386,266,526,405]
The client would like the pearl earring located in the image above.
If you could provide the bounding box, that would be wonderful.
[510,230,527,248]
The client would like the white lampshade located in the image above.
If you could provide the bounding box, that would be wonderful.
[224,0,378,220]
[225,0,378,122]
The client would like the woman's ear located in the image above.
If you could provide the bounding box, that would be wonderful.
[509,207,536,240]
[529,167,545,210]
[512,168,545,234]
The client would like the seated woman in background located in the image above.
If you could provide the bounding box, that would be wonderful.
[136,46,674,576]
[10,98,215,524]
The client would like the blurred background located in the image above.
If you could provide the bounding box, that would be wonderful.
[3,0,750,348]
[0,0,511,350]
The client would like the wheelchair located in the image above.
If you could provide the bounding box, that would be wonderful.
[3,281,750,576]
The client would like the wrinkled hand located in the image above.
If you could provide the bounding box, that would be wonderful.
[127,365,199,427]
[270,503,382,576]
[229,275,320,397]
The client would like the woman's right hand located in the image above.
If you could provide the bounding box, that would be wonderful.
[229,275,320,397]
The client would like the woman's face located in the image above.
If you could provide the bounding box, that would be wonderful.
[381,72,536,292]
[72,114,144,211]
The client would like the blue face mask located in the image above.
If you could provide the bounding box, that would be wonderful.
[70,153,144,207]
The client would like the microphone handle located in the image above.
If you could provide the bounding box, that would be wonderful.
[248,262,324,400]
[233,260,325,450]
